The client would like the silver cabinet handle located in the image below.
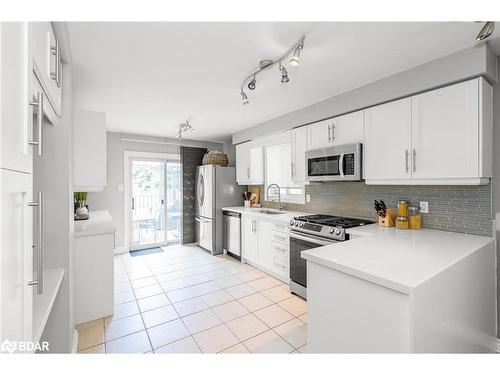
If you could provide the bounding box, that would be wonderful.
[339,152,345,178]
[327,124,331,142]
[405,150,409,173]
[131,197,135,210]
[50,40,61,88]
[247,167,250,179]
[331,123,335,142]
[28,192,44,295]
[28,91,44,156]
[291,162,295,178]
[413,149,416,173]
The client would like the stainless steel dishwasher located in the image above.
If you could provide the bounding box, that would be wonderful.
[223,211,241,258]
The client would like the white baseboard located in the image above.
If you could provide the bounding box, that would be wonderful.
[72,329,79,354]
[114,246,128,255]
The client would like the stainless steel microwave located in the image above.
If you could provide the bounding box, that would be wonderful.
[306,143,362,182]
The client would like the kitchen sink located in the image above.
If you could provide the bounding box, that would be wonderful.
[257,210,285,215]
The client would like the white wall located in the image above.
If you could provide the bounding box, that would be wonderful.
[87,132,225,248]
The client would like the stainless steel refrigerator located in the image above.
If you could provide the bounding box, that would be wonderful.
[195,165,244,255]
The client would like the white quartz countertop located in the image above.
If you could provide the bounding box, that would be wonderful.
[302,224,494,294]
[221,206,308,224]
[74,210,117,238]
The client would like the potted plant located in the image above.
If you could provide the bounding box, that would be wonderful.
[74,192,89,216]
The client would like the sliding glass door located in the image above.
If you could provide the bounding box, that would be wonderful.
[129,157,180,250]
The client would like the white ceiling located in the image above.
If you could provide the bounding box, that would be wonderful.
[68,22,499,142]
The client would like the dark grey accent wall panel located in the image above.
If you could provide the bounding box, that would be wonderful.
[180,146,207,244]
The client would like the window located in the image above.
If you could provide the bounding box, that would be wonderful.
[264,142,305,204]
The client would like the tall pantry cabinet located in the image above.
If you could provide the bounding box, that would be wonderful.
[0,22,74,353]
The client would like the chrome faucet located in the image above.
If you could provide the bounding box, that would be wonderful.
[266,184,282,211]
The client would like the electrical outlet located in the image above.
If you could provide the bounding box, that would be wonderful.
[420,201,429,213]
[306,194,311,203]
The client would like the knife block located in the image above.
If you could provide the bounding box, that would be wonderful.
[378,208,396,227]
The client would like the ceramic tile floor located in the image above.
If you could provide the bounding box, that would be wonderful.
[76,243,308,354]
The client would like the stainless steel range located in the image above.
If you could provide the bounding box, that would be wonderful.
[288,214,373,299]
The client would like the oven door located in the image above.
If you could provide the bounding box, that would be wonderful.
[289,231,337,292]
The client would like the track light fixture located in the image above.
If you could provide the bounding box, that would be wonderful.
[476,21,495,41]
[280,64,289,83]
[241,90,249,105]
[177,120,194,139]
[248,75,257,90]
[239,34,305,105]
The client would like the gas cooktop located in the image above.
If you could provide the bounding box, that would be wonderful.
[288,214,373,241]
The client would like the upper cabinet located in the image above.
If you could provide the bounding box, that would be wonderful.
[1,23,31,174]
[291,126,308,184]
[73,110,107,192]
[307,111,364,150]
[364,98,412,182]
[364,78,492,185]
[235,142,264,185]
[29,22,62,116]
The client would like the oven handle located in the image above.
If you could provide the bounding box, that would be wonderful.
[289,231,337,246]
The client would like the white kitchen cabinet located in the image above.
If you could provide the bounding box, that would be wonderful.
[0,22,32,174]
[364,78,492,185]
[235,142,264,185]
[29,22,62,116]
[411,78,488,181]
[0,169,34,347]
[307,111,364,150]
[364,98,412,182]
[291,126,308,183]
[241,215,290,282]
[265,142,292,189]
[73,109,107,192]
[241,215,259,263]
[74,211,116,324]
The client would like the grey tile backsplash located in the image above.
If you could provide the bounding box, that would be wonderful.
[258,182,493,236]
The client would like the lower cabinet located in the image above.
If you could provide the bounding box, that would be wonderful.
[241,215,290,282]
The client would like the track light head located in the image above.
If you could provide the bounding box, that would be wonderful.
[248,76,256,90]
[241,91,249,105]
[280,65,289,83]
[476,21,495,41]
[289,44,303,66]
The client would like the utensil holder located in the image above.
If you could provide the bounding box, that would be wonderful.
[378,208,396,227]
[244,200,251,208]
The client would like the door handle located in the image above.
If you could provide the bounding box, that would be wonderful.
[331,123,335,142]
[405,150,409,173]
[327,124,331,142]
[339,152,345,178]
[28,192,44,295]
[131,197,135,210]
[28,91,44,156]
[50,40,61,87]
[413,149,416,173]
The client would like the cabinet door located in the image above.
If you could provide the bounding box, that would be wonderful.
[364,98,412,182]
[241,216,258,263]
[73,110,107,191]
[0,169,34,346]
[411,79,479,180]
[257,221,273,270]
[249,146,264,184]
[265,142,292,188]
[291,126,308,183]
[1,22,32,174]
[235,142,250,184]
[307,119,332,150]
[331,111,364,145]
[29,22,61,116]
